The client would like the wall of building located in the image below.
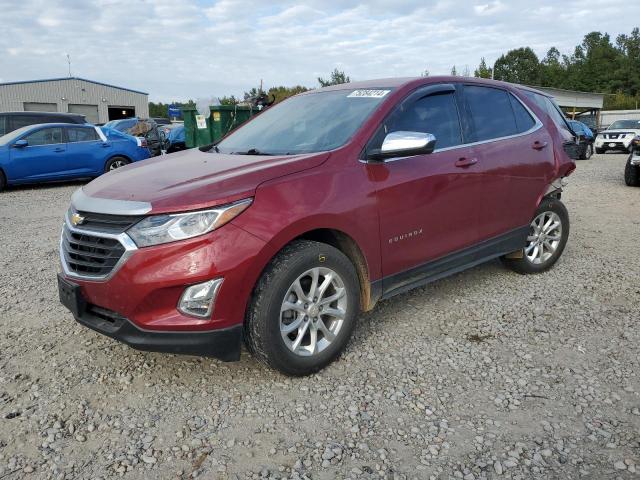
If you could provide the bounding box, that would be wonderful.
[0,78,148,123]
[600,109,640,127]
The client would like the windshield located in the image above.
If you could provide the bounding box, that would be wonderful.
[608,120,640,130]
[216,88,392,155]
[0,125,33,146]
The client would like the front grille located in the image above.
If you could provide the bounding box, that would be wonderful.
[61,225,126,277]
[74,210,141,234]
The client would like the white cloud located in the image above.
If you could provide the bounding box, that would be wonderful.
[0,0,636,102]
[474,1,505,15]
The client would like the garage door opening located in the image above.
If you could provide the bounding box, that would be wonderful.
[108,107,135,121]
[24,102,57,112]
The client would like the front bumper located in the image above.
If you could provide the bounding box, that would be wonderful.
[58,274,242,360]
[595,137,632,150]
[59,219,267,333]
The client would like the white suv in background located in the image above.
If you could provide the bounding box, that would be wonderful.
[595,119,640,154]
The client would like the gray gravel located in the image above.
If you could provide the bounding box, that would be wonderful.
[1,153,639,480]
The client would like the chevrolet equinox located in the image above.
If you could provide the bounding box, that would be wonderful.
[58,77,576,376]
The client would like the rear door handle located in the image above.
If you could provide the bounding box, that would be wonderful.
[101,142,110,148]
[54,148,65,153]
[455,157,478,168]
[532,141,548,150]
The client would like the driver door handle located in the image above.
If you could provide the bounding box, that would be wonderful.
[54,147,65,153]
[532,140,548,150]
[455,157,478,168]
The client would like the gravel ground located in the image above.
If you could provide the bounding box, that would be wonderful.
[0,153,639,480]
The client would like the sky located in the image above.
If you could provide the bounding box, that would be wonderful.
[0,0,637,102]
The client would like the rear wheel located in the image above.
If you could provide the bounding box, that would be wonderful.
[580,144,593,160]
[104,156,130,172]
[502,198,569,274]
[0,170,6,192]
[625,156,640,186]
[245,240,360,376]
[595,147,605,154]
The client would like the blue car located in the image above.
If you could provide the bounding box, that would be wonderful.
[0,123,151,191]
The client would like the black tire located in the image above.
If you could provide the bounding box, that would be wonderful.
[244,240,360,376]
[580,144,593,160]
[625,155,640,186]
[595,147,605,154]
[104,156,130,173]
[502,197,569,274]
[0,170,6,192]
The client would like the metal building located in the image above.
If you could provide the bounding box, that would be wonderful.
[0,77,148,124]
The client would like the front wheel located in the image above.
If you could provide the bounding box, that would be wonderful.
[245,240,360,376]
[104,156,130,172]
[625,156,640,186]
[502,198,569,274]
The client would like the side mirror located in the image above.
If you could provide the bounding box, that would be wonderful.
[13,139,28,148]
[368,131,436,161]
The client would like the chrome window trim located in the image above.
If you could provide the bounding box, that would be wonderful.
[71,188,152,216]
[360,85,543,164]
[59,210,138,282]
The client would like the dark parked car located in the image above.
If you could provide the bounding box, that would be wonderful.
[58,77,575,376]
[568,119,594,159]
[102,118,164,156]
[152,117,171,126]
[0,111,87,136]
[625,135,640,186]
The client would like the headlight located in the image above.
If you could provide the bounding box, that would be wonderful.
[127,198,252,247]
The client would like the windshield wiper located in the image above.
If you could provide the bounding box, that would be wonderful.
[231,148,274,156]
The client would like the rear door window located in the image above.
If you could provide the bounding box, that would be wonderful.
[464,85,518,141]
[67,127,99,142]
[25,127,64,146]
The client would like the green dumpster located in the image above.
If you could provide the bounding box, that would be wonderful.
[183,105,257,148]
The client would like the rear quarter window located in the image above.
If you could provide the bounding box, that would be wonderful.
[509,94,536,133]
[522,90,572,135]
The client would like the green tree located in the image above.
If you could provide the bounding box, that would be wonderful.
[219,95,240,105]
[474,57,492,78]
[267,85,309,103]
[318,68,350,87]
[493,47,541,84]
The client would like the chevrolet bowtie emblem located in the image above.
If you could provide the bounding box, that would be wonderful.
[71,213,85,226]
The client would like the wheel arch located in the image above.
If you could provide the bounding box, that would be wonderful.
[244,226,377,318]
[294,228,375,311]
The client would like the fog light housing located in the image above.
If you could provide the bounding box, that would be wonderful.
[178,278,223,318]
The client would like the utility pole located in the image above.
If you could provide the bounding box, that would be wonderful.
[66,54,71,77]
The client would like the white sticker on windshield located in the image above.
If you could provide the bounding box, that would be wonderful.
[347,89,390,98]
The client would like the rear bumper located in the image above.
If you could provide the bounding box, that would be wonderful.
[59,274,242,361]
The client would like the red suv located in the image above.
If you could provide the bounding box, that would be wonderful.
[58,77,576,375]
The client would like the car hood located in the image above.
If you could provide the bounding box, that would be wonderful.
[600,129,640,135]
[81,148,329,214]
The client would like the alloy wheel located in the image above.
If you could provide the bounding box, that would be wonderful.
[280,267,347,356]
[525,211,562,265]
[109,160,127,170]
